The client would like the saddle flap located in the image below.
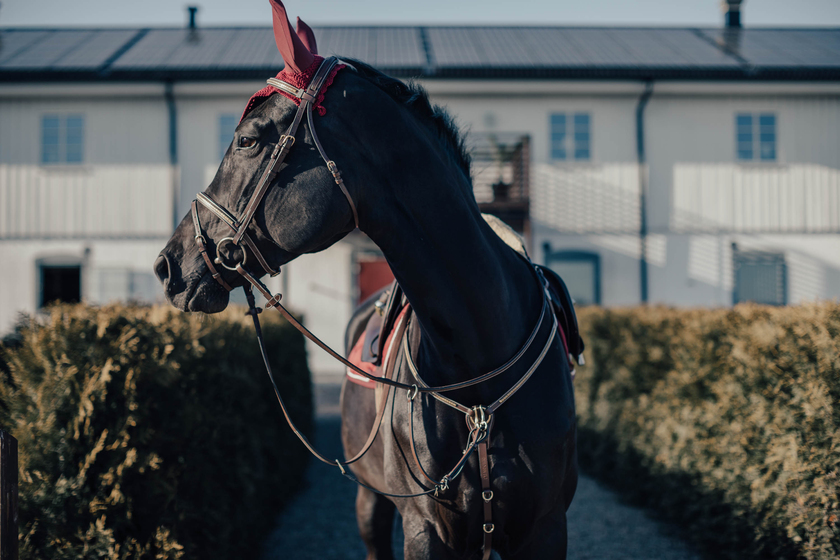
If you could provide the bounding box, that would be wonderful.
[375,281,404,365]
[536,265,585,363]
[360,309,383,363]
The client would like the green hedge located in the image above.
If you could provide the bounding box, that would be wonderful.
[575,303,839,560]
[0,303,312,560]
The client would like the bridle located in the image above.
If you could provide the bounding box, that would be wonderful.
[190,56,562,560]
[192,56,358,300]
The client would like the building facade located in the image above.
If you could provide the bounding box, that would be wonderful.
[1,23,838,379]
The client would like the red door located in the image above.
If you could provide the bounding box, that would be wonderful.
[357,257,394,304]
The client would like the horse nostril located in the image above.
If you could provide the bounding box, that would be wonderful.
[154,254,170,284]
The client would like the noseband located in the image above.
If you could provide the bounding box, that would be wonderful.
[192,56,359,294]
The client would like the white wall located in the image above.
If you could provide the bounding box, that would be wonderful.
[173,82,265,218]
[1,80,838,350]
[427,81,840,306]
[0,92,169,166]
[645,92,840,233]
[0,165,173,238]
[644,91,840,305]
[426,86,640,166]
[282,241,356,382]
[0,239,167,334]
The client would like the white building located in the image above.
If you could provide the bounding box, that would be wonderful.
[1,12,838,379]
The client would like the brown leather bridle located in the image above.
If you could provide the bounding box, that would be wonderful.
[192,56,357,301]
[192,56,561,560]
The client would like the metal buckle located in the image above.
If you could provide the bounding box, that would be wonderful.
[326,160,341,180]
[406,384,419,401]
[214,237,247,271]
[468,406,490,432]
[374,299,386,316]
[482,490,493,502]
[483,523,495,534]
[434,476,450,497]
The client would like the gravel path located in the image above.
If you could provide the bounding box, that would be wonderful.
[259,383,701,560]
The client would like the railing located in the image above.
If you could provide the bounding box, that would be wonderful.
[672,163,840,234]
[531,163,641,234]
[0,165,175,239]
[469,133,530,234]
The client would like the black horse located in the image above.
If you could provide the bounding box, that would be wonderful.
[154,2,577,558]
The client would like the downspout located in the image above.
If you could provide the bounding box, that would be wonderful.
[165,81,179,231]
[635,80,653,303]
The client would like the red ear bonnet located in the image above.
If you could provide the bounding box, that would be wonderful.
[296,17,318,55]
[269,0,314,73]
[239,1,343,122]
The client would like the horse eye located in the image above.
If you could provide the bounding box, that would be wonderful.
[238,136,256,148]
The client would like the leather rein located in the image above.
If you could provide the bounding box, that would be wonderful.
[191,56,558,560]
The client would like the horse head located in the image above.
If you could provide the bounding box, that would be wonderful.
[155,0,392,313]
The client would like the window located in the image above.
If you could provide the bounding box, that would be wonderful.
[550,112,590,161]
[759,114,776,160]
[543,246,601,305]
[41,115,84,164]
[736,113,776,161]
[550,114,566,160]
[733,250,786,305]
[40,265,81,307]
[573,113,590,160]
[219,114,238,161]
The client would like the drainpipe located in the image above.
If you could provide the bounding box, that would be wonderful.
[165,81,179,231]
[636,80,653,303]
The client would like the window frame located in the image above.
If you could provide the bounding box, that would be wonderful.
[735,112,777,162]
[41,114,85,165]
[732,249,787,306]
[549,112,591,162]
[36,256,83,308]
[542,244,602,305]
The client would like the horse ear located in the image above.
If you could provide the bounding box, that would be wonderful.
[269,0,315,73]
[295,17,318,55]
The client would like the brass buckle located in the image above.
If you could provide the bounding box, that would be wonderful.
[483,523,495,534]
[482,490,493,502]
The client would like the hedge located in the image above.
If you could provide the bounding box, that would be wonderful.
[574,303,840,560]
[0,303,312,560]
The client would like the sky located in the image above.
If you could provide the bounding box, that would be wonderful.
[2,0,840,28]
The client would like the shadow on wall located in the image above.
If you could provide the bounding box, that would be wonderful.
[536,224,840,307]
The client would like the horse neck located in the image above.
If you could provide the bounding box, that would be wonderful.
[363,140,542,382]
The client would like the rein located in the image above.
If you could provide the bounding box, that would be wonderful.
[192,56,559,559]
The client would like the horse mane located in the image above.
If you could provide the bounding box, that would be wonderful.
[342,58,473,186]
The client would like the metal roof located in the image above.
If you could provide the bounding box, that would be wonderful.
[1,25,838,81]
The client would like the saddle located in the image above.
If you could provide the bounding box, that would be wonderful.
[346,283,406,389]
[346,216,585,388]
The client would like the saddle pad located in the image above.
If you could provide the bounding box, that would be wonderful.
[346,305,410,389]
